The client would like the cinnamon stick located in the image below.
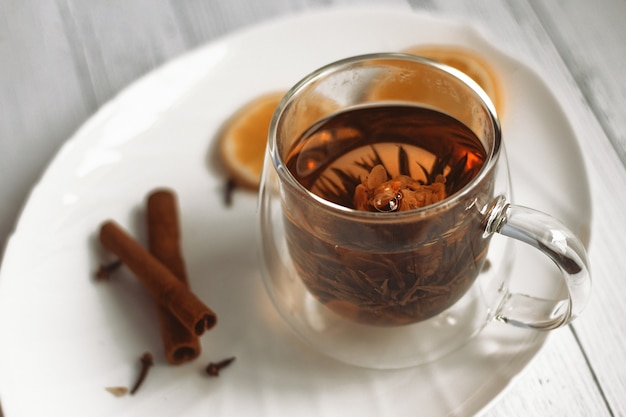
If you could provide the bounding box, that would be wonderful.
[99,220,217,336]
[147,189,202,364]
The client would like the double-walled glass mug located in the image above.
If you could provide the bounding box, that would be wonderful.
[258,53,591,369]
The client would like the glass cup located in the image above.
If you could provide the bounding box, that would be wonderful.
[258,53,591,369]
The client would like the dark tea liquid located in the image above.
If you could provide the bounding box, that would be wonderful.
[285,105,487,211]
[282,105,492,326]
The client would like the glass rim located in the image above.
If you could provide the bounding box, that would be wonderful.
[268,52,502,219]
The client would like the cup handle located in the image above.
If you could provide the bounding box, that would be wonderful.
[484,195,591,330]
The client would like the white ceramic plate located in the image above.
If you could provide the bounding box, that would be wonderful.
[0,6,591,417]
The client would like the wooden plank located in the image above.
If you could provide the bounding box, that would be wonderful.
[483,327,611,417]
[58,0,189,105]
[0,0,91,252]
[168,0,305,47]
[169,0,410,48]
[529,0,626,165]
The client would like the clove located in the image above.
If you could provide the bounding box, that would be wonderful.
[205,357,236,377]
[95,260,122,280]
[130,352,154,395]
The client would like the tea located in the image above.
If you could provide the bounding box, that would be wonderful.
[282,105,493,326]
[285,105,487,211]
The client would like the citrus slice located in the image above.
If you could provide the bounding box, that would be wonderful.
[219,92,285,189]
[219,91,341,189]
[402,45,503,114]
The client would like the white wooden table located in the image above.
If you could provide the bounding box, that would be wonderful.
[1,0,625,416]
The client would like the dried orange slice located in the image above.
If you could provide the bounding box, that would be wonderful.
[402,45,503,114]
[219,91,341,189]
[219,92,285,189]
